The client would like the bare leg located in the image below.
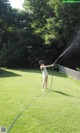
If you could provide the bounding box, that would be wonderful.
[45,76,48,89]
[42,78,45,91]
[42,76,48,91]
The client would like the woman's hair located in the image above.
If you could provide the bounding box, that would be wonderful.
[39,60,44,65]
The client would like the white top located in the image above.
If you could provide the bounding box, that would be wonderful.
[42,67,48,78]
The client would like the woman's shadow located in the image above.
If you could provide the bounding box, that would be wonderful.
[49,89,80,99]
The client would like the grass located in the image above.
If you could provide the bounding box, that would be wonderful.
[0,68,80,133]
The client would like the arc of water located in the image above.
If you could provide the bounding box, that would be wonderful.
[50,31,80,90]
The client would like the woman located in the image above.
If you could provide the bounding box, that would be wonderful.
[39,60,53,91]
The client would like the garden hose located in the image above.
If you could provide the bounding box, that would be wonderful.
[7,91,49,133]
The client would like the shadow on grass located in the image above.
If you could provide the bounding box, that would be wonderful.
[0,68,21,78]
[50,90,80,99]
[54,90,72,97]
[17,69,68,78]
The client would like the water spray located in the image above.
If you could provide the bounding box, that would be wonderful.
[53,27,80,67]
[52,45,71,66]
[50,30,80,89]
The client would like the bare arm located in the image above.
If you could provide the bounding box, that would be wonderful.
[44,64,54,68]
[41,64,54,69]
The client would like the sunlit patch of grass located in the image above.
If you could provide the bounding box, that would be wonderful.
[0,68,80,133]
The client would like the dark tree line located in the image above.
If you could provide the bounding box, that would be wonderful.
[0,0,80,69]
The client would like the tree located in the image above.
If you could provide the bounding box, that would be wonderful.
[0,0,80,68]
[24,0,56,44]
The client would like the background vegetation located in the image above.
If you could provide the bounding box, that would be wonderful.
[0,0,80,69]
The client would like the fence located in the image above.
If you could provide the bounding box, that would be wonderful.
[59,65,80,80]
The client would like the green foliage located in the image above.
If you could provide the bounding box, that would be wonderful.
[0,42,25,68]
[24,0,80,44]
[0,0,43,68]
[24,0,55,44]
[0,0,80,68]
[53,1,80,42]
[76,67,80,71]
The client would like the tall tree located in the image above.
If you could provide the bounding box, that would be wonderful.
[24,0,55,44]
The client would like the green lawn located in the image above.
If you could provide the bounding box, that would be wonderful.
[0,68,80,133]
